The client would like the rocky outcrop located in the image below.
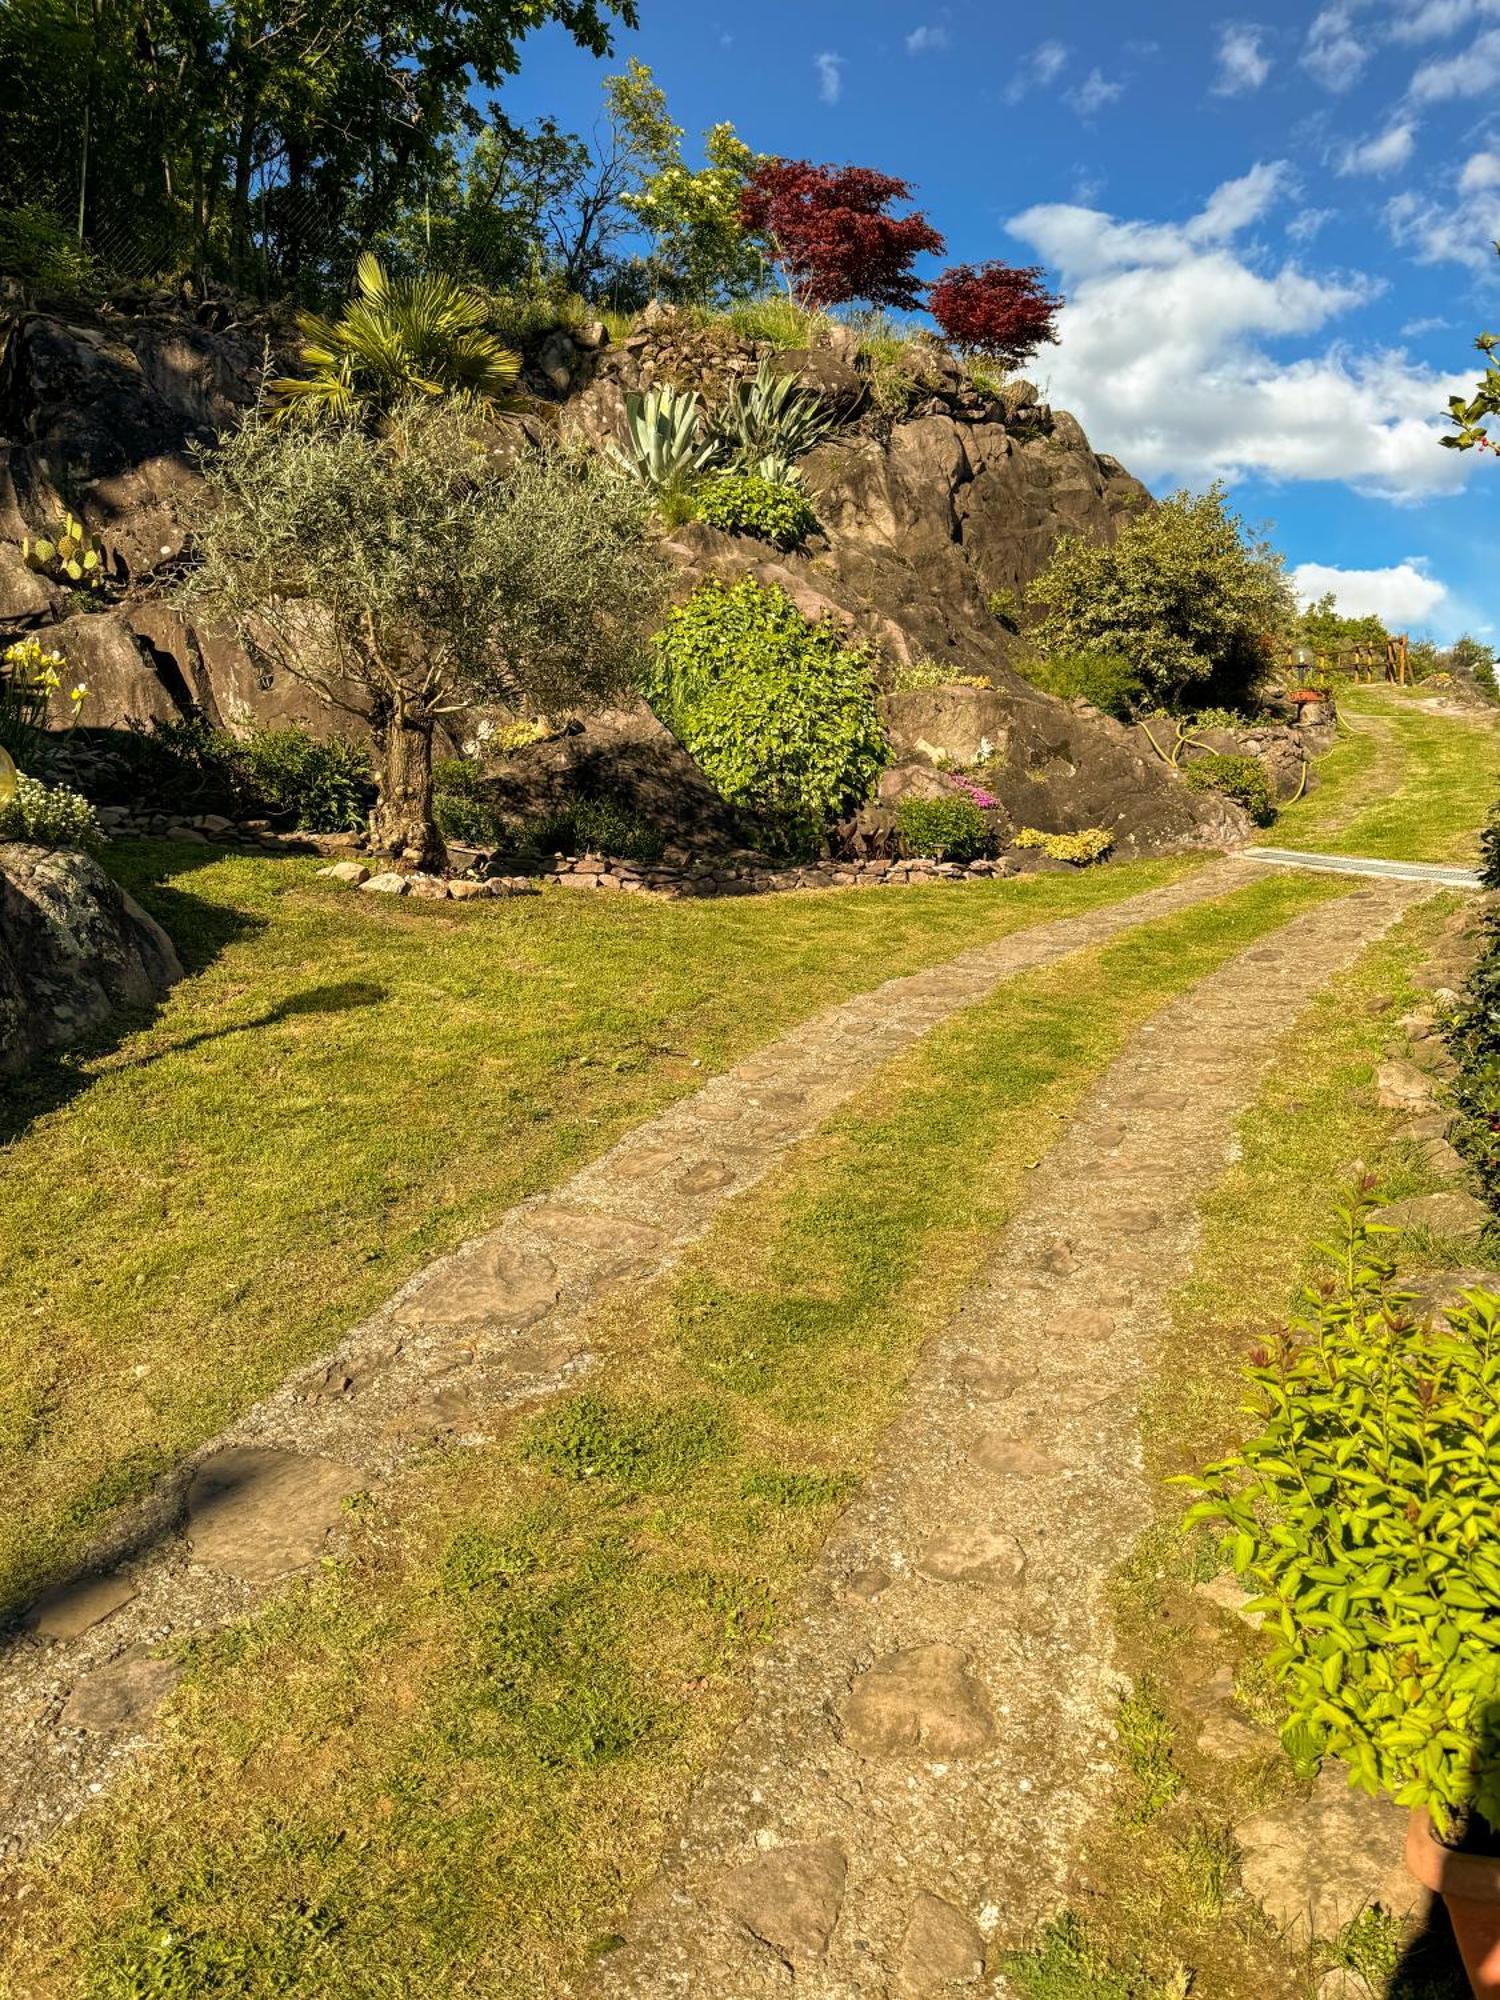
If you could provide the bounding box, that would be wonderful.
[875,685,1250,853]
[0,842,182,1073]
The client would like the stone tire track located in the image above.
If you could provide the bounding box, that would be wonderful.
[3,859,1257,1864]
[589,880,1433,2000]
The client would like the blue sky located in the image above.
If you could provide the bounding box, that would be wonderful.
[501,0,1500,642]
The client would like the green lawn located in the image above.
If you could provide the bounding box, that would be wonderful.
[1,869,1346,2000]
[0,840,1192,1619]
[1276,684,1500,863]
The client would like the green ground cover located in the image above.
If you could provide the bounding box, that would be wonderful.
[0,870,1341,2000]
[0,841,1193,1621]
[1277,686,1500,863]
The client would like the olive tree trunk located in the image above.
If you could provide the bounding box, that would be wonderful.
[367,699,446,873]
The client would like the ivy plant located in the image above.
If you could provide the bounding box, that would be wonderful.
[1179,1199,1500,1833]
[648,577,887,854]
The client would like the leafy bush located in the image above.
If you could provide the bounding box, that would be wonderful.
[1017,651,1143,720]
[1026,486,1294,712]
[692,472,816,549]
[524,797,667,864]
[238,729,372,831]
[1012,826,1114,864]
[1180,1201,1500,1834]
[1183,751,1274,826]
[0,203,95,295]
[0,771,101,849]
[1446,907,1500,1207]
[112,716,250,814]
[648,577,887,853]
[888,658,993,692]
[895,794,993,861]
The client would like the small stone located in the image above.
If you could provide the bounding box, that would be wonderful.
[846,1565,893,1599]
[842,1643,995,1757]
[947,1353,1026,1398]
[360,872,410,896]
[898,1892,986,1989]
[676,1158,734,1195]
[1376,1191,1490,1241]
[407,875,451,899]
[970,1434,1059,1478]
[1194,1571,1263,1628]
[400,1240,560,1327]
[26,1571,138,1641]
[1235,1768,1420,1938]
[1376,1059,1435,1110]
[915,1525,1026,1586]
[724,1843,847,1966]
[1114,1206,1164,1234]
[61,1645,180,1733]
[186,1447,361,1583]
[447,880,486,900]
[321,860,369,885]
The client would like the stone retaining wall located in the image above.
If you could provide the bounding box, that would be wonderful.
[336,850,1044,902]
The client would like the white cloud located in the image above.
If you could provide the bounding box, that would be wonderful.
[1401,313,1452,333]
[1304,4,1371,89]
[813,50,845,103]
[1001,39,1069,104]
[1292,560,1450,627]
[1339,120,1419,174]
[1068,67,1126,116]
[1460,147,1500,188]
[1409,24,1500,96]
[1289,205,1337,241]
[905,23,950,54]
[1390,0,1499,41]
[1214,24,1272,93]
[1006,168,1476,502]
[1387,180,1500,267]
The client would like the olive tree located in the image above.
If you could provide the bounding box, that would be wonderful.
[1025,485,1295,712]
[179,400,665,870]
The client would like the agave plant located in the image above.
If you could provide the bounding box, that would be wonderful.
[713,360,839,479]
[270,253,522,424]
[608,383,722,491]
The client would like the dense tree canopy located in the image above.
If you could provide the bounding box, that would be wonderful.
[739,160,944,311]
[0,0,637,294]
[928,262,1061,367]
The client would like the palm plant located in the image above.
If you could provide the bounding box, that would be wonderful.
[270,253,523,423]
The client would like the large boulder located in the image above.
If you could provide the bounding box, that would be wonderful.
[0,842,182,1074]
[882,685,1250,854]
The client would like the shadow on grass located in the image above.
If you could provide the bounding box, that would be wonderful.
[0,842,379,1144]
[1390,1896,1469,1998]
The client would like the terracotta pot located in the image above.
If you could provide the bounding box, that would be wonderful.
[1406,1807,1500,1997]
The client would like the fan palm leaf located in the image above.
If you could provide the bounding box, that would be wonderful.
[270,256,522,424]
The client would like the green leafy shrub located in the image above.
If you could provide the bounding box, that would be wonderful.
[895,794,993,861]
[986,585,1020,628]
[1180,1201,1500,1834]
[692,472,816,549]
[648,577,887,853]
[1017,651,1143,720]
[432,755,503,845]
[1182,751,1274,826]
[1012,826,1114,864]
[1026,485,1294,712]
[1446,908,1500,1208]
[106,717,250,815]
[518,796,667,864]
[0,204,95,295]
[238,728,371,831]
[0,771,101,849]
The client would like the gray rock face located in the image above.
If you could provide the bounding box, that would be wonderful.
[0,842,182,1074]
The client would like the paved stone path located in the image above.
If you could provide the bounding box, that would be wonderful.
[1236,847,1481,888]
[588,881,1433,2000]
[2,859,1265,1863]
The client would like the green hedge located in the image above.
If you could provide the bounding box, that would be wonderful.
[648,578,887,854]
[692,474,817,551]
[895,795,992,861]
[1017,650,1144,721]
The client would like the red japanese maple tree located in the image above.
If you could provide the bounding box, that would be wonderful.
[928,262,1063,367]
[739,159,945,311]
